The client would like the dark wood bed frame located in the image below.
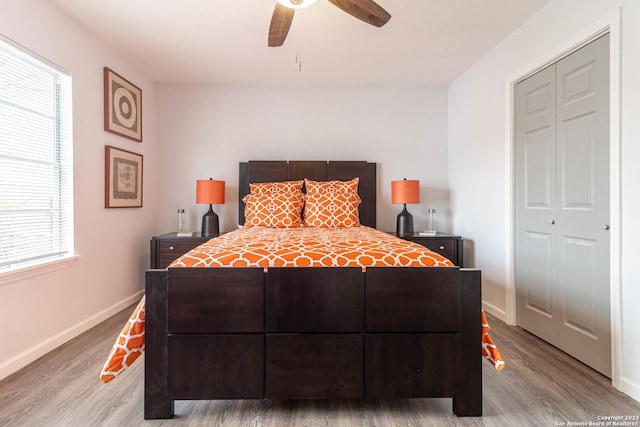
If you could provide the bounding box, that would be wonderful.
[144,161,482,419]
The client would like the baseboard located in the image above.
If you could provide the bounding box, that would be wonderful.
[620,376,640,403]
[0,291,143,381]
[482,300,507,323]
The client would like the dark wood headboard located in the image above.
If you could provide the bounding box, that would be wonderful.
[239,161,377,228]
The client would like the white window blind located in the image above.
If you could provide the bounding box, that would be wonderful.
[0,36,73,272]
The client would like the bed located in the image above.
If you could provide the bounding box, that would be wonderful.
[142,160,484,419]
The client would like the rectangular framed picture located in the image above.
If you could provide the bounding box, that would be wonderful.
[104,67,142,141]
[105,145,143,208]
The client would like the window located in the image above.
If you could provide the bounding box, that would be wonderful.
[0,36,73,273]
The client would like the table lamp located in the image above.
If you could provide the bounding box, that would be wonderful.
[391,178,420,237]
[196,178,225,237]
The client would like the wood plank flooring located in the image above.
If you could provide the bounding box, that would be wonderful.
[0,305,638,426]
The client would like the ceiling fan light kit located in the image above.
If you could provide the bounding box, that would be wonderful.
[268,0,391,47]
[276,0,319,9]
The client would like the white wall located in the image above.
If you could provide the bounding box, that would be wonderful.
[0,0,157,379]
[449,0,640,401]
[618,0,640,400]
[156,84,450,234]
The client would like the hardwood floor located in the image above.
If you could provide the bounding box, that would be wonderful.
[0,305,638,427]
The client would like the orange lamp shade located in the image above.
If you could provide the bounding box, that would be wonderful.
[196,179,225,204]
[391,179,420,204]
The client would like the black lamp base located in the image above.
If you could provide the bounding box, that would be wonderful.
[396,204,414,237]
[201,205,219,237]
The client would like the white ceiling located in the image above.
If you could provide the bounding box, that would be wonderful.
[49,0,550,85]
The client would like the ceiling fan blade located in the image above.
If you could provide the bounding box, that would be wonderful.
[327,0,391,27]
[268,3,296,47]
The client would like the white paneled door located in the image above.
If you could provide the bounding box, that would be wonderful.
[515,34,610,377]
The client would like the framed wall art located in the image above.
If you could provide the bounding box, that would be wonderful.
[104,67,142,142]
[105,145,143,208]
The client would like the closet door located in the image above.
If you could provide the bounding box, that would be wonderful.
[555,34,610,376]
[515,34,610,377]
[515,64,558,346]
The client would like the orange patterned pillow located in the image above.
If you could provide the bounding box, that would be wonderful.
[250,180,304,195]
[303,192,361,228]
[304,178,359,194]
[243,193,304,228]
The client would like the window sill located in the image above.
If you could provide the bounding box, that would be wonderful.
[0,254,82,287]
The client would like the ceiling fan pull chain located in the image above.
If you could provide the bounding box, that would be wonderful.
[295,6,303,71]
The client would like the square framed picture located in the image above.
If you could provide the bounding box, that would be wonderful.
[104,67,142,142]
[105,145,143,208]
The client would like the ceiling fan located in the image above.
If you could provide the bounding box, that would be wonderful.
[268,0,391,47]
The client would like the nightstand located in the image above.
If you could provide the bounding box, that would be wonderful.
[393,232,463,267]
[150,232,211,268]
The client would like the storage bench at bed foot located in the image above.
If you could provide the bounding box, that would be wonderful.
[265,334,364,399]
[167,334,264,399]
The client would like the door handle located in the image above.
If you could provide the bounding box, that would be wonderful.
[550,219,555,225]
[603,224,610,231]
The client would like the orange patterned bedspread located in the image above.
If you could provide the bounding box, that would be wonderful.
[101,227,504,383]
[168,226,454,269]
